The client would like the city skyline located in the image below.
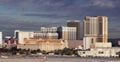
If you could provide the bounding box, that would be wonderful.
[0,0,120,38]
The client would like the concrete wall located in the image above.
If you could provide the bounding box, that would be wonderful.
[95,42,112,48]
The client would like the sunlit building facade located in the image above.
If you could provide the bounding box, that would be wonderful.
[14,29,59,44]
[14,30,34,44]
[67,20,80,40]
[0,32,2,48]
[83,16,108,49]
[17,38,68,52]
[40,27,57,33]
[0,32,2,44]
[58,27,76,40]
[34,32,58,39]
[14,29,68,52]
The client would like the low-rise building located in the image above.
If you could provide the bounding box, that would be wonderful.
[95,42,112,48]
[3,37,17,48]
[17,38,68,52]
[14,30,34,44]
[77,42,120,57]
[68,40,83,49]
[14,30,59,44]
[77,47,120,57]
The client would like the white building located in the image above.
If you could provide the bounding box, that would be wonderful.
[14,30,59,44]
[0,32,2,48]
[58,26,76,40]
[77,47,120,57]
[95,42,112,48]
[34,32,58,39]
[14,30,34,44]
[40,27,58,33]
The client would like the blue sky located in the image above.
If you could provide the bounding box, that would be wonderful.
[0,0,120,38]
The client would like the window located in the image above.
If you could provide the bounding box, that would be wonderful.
[86,22,90,34]
[99,22,102,35]
[83,52,85,54]
[98,51,104,54]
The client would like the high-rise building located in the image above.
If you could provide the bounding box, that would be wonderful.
[83,16,108,49]
[40,27,57,33]
[58,26,76,40]
[14,30,34,44]
[34,32,58,39]
[0,32,2,45]
[14,28,59,44]
[67,20,80,40]
[40,27,58,39]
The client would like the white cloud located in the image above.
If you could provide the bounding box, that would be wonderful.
[91,0,115,8]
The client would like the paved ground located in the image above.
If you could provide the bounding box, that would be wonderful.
[0,55,120,62]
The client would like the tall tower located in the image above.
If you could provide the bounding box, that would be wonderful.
[0,32,2,44]
[67,20,80,40]
[83,16,108,49]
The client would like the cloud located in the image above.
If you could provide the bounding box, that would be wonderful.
[23,13,69,19]
[0,0,120,21]
[90,0,115,8]
[0,0,120,38]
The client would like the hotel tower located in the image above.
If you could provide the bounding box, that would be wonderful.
[83,16,108,49]
[67,20,80,40]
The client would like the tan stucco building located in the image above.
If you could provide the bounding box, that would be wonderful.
[83,16,108,49]
[17,38,68,52]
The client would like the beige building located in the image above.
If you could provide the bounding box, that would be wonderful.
[68,40,83,49]
[58,26,76,40]
[17,38,68,52]
[14,30,34,44]
[83,16,108,49]
[14,30,59,44]
[67,20,80,40]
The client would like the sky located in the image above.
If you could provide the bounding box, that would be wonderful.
[0,0,120,38]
